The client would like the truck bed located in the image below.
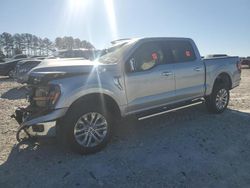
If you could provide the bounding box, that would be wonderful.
[203,56,241,95]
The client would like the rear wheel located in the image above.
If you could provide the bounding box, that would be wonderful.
[205,84,229,113]
[56,102,113,154]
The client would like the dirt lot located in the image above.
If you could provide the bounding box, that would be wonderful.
[0,69,250,188]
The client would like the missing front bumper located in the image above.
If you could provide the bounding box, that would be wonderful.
[12,107,68,142]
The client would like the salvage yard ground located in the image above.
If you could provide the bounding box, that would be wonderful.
[0,68,250,187]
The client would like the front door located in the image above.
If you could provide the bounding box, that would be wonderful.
[124,41,175,114]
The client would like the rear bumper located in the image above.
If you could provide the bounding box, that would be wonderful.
[232,78,241,89]
[14,107,68,137]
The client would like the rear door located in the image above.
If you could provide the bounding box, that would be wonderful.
[124,41,175,113]
[168,40,205,100]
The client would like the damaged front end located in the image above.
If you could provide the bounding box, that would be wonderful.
[12,75,67,142]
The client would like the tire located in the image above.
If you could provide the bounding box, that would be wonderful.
[56,101,113,154]
[8,69,15,78]
[205,84,230,114]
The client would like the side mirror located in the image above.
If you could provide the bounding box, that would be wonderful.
[129,58,136,72]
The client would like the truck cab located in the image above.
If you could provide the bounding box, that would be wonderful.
[123,38,205,114]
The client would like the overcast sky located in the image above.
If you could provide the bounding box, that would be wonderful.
[1,0,249,56]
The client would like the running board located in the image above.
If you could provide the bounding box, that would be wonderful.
[138,100,204,121]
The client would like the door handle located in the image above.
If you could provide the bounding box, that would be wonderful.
[161,71,173,76]
[194,67,202,71]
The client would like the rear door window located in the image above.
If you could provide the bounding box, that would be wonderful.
[164,40,196,63]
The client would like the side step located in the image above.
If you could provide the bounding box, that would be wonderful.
[138,99,204,121]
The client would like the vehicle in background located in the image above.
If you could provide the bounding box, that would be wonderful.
[0,53,48,78]
[12,54,28,59]
[0,58,29,78]
[53,49,101,60]
[0,54,30,77]
[240,57,250,68]
[30,56,47,60]
[13,37,241,154]
[14,59,42,83]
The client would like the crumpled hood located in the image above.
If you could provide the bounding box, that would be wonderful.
[28,58,110,84]
[31,58,101,74]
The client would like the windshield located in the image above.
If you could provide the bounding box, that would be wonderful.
[97,41,133,64]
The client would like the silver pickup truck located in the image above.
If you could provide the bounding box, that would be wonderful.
[13,37,241,154]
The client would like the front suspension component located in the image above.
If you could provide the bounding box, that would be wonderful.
[11,108,33,142]
[16,125,32,142]
[11,108,26,124]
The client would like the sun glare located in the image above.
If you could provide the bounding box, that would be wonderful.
[62,0,118,49]
[68,0,89,15]
[104,0,118,40]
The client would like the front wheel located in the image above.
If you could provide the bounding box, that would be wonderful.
[8,69,15,78]
[57,103,113,154]
[205,84,230,114]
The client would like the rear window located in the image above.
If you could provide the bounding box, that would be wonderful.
[166,41,196,63]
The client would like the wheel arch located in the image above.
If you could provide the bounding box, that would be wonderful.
[212,72,232,91]
[67,93,122,120]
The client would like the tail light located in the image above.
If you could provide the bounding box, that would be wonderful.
[236,61,242,73]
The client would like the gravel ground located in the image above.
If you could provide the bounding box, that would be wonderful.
[0,68,250,188]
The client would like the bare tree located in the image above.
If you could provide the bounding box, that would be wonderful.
[0,32,95,57]
[13,33,24,54]
[23,33,33,55]
[74,38,81,49]
[63,36,74,50]
[0,32,14,57]
[37,37,44,55]
[81,40,95,49]
[55,37,64,50]
[32,35,39,56]
[55,37,95,50]
[43,38,53,56]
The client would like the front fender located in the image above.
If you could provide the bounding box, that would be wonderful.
[50,75,127,115]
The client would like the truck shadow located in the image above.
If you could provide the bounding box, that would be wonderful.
[1,86,28,100]
[1,105,250,187]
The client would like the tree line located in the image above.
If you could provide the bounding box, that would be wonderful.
[0,32,95,58]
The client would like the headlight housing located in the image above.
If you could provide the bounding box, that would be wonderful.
[32,84,61,108]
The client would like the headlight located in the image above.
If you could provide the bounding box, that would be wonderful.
[32,84,61,107]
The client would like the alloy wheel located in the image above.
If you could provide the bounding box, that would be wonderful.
[215,88,228,110]
[73,112,108,147]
